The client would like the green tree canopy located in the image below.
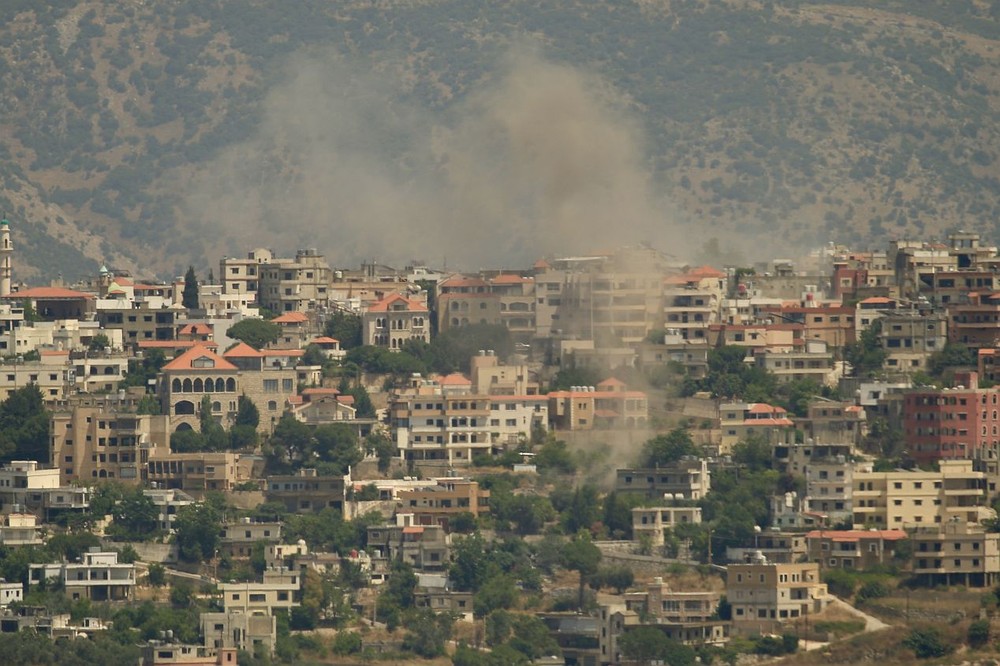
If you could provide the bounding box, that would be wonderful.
[324,311,362,349]
[174,502,222,562]
[182,265,199,309]
[639,428,699,466]
[0,385,50,463]
[226,318,280,349]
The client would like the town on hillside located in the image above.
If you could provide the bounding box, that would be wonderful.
[0,226,1000,664]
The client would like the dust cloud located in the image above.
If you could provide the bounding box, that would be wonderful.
[186,46,689,269]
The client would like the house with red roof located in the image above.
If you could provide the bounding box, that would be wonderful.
[2,286,96,320]
[718,402,795,453]
[362,292,429,351]
[805,529,908,570]
[547,380,648,431]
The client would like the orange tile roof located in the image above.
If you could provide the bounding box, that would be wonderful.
[439,275,489,288]
[272,312,308,324]
[303,388,341,396]
[439,372,471,386]
[179,323,213,335]
[533,258,551,270]
[261,349,303,356]
[367,292,428,313]
[162,345,238,371]
[859,296,894,304]
[597,377,627,387]
[747,403,786,414]
[806,529,907,541]
[223,342,264,358]
[4,287,95,299]
[490,274,533,285]
[311,336,340,344]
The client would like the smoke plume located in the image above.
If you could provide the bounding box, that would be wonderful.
[186,46,689,269]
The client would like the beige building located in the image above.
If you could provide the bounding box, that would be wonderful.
[912,521,1000,587]
[805,529,908,570]
[220,521,282,559]
[220,568,300,614]
[600,577,729,665]
[614,460,711,501]
[753,341,835,386]
[201,610,276,657]
[436,275,501,333]
[661,266,726,342]
[266,468,347,515]
[397,479,490,530]
[220,248,273,298]
[30,549,136,602]
[489,274,536,344]
[547,378,648,431]
[853,460,994,529]
[256,248,332,314]
[726,560,828,635]
[361,292,429,350]
[146,452,255,493]
[631,506,702,547]
[719,402,795,454]
[50,393,170,484]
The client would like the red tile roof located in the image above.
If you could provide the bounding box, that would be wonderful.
[223,342,264,358]
[138,340,218,349]
[805,529,907,541]
[272,312,308,324]
[490,274,533,285]
[439,372,471,386]
[179,323,214,335]
[439,275,489,289]
[311,336,340,344]
[367,292,428,313]
[162,345,238,371]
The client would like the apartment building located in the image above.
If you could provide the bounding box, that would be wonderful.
[265,468,347,515]
[0,512,43,546]
[29,549,136,602]
[911,521,1000,587]
[146,452,255,493]
[614,460,711,501]
[661,266,725,341]
[390,376,493,466]
[879,310,948,373]
[631,506,702,547]
[805,529,908,570]
[487,395,547,447]
[469,350,539,396]
[753,340,834,385]
[760,304,855,349]
[220,568,300,614]
[367,519,450,572]
[548,380,648,431]
[949,291,1000,349]
[726,559,828,635]
[436,275,500,333]
[0,461,60,512]
[201,610,276,657]
[853,460,993,528]
[719,402,795,453]
[361,292,429,350]
[256,248,332,314]
[903,371,999,464]
[396,479,489,530]
[97,302,177,349]
[798,400,865,447]
[50,395,170,484]
[138,643,237,666]
[144,488,196,533]
[220,248,273,297]
[803,458,853,522]
[600,577,729,665]
[489,274,536,345]
[219,521,282,559]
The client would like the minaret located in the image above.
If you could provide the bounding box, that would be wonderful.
[0,214,11,297]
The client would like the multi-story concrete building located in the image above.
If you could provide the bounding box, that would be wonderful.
[903,371,999,464]
[753,341,835,386]
[548,379,648,431]
[719,402,795,453]
[50,393,170,484]
[726,559,828,635]
[853,460,993,528]
[436,275,500,333]
[798,400,865,448]
[0,512,43,546]
[614,460,711,501]
[880,310,948,374]
[661,266,725,342]
[911,521,1000,587]
[805,529,908,570]
[0,461,60,512]
[367,518,450,573]
[219,521,282,559]
[146,452,255,493]
[219,568,300,614]
[949,291,1000,349]
[29,549,136,602]
[600,577,729,665]
[389,375,493,466]
[201,610,276,657]
[143,488,196,533]
[631,506,702,547]
[804,458,853,522]
[396,479,489,530]
[97,302,178,350]
[361,292,429,350]
[489,273,536,345]
[265,468,347,515]
[256,248,332,314]
[220,248,273,298]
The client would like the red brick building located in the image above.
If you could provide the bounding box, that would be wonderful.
[903,371,1000,464]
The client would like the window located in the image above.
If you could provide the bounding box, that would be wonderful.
[263,379,279,392]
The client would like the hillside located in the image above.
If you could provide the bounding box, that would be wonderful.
[0,0,998,281]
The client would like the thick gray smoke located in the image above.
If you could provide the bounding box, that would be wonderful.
[187,47,688,268]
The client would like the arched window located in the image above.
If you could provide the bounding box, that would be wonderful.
[212,401,221,412]
[226,378,236,392]
[193,378,204,392]
[104,367,115,375]
[175,422,193,432]
[182,378,193,392]
[175,400,195,415]
[268,400,277,410]
[172,378,182,392]
[205,378,214,393]
[215,378,225,392]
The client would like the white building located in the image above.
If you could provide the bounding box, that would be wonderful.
[29,549,136,602]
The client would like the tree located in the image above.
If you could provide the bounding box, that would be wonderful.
[235,395,260,428]
[301,343,326,367]
[640,428,699,466]
[109,486,160,541]
[619,626,695,665]
[324,312,362,349]
[561,531,602,610]
[173,503,221,562]
[226,318,280,349]
[365,432,396,474]
[927,342,976,378]
[903,626,953,658]
[968,618,990,649]
[347,383,375,418]
[0,385,50,463]
[731,433,773,471]
[844,320,886,378]
[550,366,604,391]
[403,608,454,658]
[264,414,311,472]
[121,349,166,389]
[534,436,576,474]
[147,563,166,587]
[88,333,111,352]
[182,266,199,309]
[312,424,362,474]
